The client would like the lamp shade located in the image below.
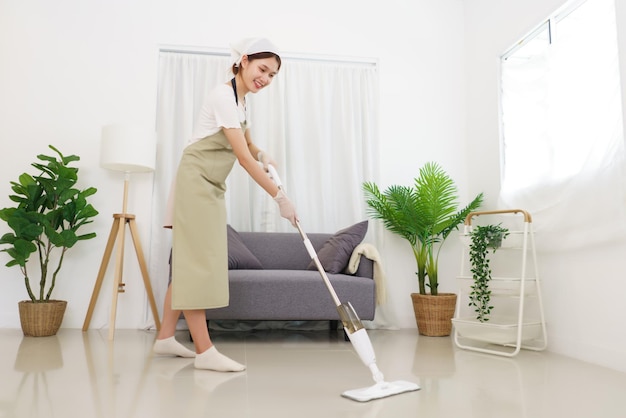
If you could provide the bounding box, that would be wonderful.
[100,124,156,172]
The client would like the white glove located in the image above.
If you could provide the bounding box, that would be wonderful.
[273,189,298,227]
[258,151,276,171]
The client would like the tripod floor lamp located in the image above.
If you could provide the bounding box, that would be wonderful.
[82,124,161,340]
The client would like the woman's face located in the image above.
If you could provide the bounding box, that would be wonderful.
[240,56,280,94]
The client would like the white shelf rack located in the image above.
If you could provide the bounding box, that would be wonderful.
[453,209,548,357]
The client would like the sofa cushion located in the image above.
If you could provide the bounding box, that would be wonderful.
[207,269,376,320]
[227,225,263,270]
[307,220,368,274]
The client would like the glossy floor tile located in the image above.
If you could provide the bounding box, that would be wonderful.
[0,327,624,418]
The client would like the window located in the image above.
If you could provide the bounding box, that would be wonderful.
[499,0,626,248]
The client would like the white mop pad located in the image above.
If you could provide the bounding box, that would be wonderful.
[342,380,420,402]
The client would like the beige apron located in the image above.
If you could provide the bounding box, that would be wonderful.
[170,125,243,310]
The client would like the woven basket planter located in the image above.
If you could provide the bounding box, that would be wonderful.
[18,300,67,337]
[411,293,457,337]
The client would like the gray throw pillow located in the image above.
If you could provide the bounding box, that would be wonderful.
[307,220,368,274]
[227,225,264,270]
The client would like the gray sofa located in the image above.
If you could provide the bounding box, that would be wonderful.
[205,227,376,327]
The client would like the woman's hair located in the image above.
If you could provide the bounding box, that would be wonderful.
[232,52,282,75]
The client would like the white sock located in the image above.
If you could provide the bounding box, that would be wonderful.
[153,336,196,358]
[194,346,246,372]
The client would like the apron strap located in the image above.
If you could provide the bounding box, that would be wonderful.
[231,78,238,105]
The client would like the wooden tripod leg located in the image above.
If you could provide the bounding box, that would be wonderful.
[83,217,120,331]
[108,214,128,340]
[128,218,162,331]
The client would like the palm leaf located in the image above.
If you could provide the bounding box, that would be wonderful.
[363,161,483,295]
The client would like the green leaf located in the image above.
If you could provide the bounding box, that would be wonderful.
[5,260,21,267]
[49,144,80,165]
[0,207,15,222]
[46,227,77,248]
[0,233,16,245]
[3,248,27,267]
[76,232,97,241]
[18,173,36,187]
[59,187,79,203]
[58,229,79,248]
[14,238,37,256]
[76,204,99,220]
[81,187,97,198]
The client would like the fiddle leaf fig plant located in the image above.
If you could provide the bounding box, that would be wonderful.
[0,145,99,302]
[468,224,509,322]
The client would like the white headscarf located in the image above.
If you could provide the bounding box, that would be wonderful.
[230,37,280,67]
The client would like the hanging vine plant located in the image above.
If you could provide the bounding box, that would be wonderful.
[468,224,509,322]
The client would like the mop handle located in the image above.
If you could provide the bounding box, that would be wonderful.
[295,222,342,307]
[266,164,342,307]
[267,164,282,189]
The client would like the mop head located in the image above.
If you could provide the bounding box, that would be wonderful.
[341,380,420,402]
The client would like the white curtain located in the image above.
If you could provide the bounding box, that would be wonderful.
[148,50,379,319]
[499,0,626,251]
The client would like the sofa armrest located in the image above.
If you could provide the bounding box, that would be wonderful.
[352,256,374,279]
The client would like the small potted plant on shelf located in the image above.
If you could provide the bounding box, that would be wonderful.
[363,161,483,336]
[467,224,509,322]
[0,145,99,336]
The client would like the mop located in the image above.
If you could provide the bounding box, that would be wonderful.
[267,165,420,402]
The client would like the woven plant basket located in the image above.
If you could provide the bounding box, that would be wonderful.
[18,300,67,337]
[411,293,457,337]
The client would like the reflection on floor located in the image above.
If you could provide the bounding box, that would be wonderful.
[0,327,624,418]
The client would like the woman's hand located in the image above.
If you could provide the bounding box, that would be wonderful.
[257,151,277,171]
[273,190,298,227]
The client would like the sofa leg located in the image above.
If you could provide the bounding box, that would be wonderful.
[329,320,350,341]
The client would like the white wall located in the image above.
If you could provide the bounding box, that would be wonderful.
[2,0,625,373]
[0,0,466,333]
[464,0,626,372]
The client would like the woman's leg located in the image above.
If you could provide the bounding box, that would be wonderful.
[157,284,182,340]
[183,309,213,353]
[185,309,245,372]
[153,284,195,358]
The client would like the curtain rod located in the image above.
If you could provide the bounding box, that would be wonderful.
[159,45,378,67]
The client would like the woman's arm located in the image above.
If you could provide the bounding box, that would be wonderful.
[244,130,262,163]
[224,127,298,226]
[223,127,279,197]
[244,130,276,170]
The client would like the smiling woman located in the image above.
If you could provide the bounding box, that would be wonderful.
[149,39,380,365]
[152,38,301,373]
[150,47,379,297]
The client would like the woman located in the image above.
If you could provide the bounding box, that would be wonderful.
[153,38,297,372]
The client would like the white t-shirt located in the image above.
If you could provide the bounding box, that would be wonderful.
[189,83,250,145]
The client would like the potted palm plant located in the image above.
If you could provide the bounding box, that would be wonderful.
[363,161,483,336]
[0,145,98,336]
